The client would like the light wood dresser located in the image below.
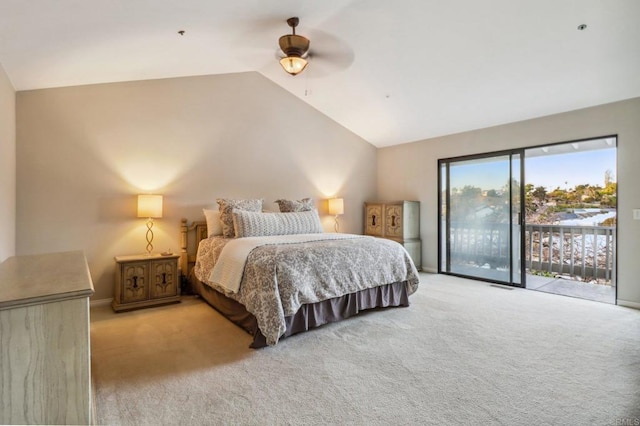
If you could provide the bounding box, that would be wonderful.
[0,250,94,425]
[112,253,180,312]
[364,200,422,270]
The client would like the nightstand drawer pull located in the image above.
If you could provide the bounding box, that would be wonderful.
[132,276,138,288]
[390,215,396,227]
[162,272,167,284]
[371,215,377,226]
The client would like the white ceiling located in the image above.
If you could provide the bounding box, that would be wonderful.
[1,0,639,147]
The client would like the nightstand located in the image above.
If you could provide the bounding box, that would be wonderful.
[112,253,181,312]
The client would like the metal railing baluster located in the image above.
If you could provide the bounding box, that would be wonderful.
[448,222,615,283]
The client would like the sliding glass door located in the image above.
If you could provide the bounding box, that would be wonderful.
[439,151,524,286]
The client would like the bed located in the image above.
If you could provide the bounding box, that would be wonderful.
[179,199,420,348]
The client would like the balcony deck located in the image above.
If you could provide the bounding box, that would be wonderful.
[526,274,615,304]
[447,222,617,304]
[449,265,616,304]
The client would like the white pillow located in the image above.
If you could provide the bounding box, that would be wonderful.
[202,209,223,237]
[232,210,323,238]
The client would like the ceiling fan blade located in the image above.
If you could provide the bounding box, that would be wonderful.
[303,29,354,78]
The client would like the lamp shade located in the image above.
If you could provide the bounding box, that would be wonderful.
[328,198,344,216]
[279,56,308,75]
[137,194,163,218]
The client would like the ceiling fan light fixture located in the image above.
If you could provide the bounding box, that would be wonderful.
[278,17,310,76]
[279,56,308,75]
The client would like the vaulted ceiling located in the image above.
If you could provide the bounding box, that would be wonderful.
[1,0,639,147]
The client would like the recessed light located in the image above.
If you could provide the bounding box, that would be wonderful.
[577,24,587,31]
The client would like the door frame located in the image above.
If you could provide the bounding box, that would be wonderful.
[437,134,618,296]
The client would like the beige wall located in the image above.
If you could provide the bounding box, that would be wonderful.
[16,72,376,300]
[377,97,640,307]
[0,63,16,262]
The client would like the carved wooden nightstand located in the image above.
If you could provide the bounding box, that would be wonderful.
[112,253,181,312]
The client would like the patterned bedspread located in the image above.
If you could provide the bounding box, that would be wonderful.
[194,234,420,345]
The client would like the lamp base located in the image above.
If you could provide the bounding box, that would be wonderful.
[145,218,155,254]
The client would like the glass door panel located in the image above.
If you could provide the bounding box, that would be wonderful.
[440,151,524,286]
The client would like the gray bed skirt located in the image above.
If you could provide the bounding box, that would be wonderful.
[190,277,410,348]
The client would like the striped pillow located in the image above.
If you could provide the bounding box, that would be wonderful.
[232,210,323,238]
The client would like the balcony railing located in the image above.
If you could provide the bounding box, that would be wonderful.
[448,222,616,284]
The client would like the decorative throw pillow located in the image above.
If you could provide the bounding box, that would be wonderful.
[232,210,323,238]
[274,198,314,212]
[202,209,223,237]
[216,198,263,238]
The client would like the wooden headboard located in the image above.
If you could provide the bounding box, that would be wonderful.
[179,218,207,280]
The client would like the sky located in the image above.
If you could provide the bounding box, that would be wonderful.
[448,148,616,191]
[525,149,616,190]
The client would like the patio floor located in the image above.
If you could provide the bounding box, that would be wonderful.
[525,274,615,304]
[449,265,616,304]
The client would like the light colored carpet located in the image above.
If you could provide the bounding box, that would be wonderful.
[91,273,640,425]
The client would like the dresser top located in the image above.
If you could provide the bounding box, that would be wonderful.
[114,253,180,262]
[365,200,420,205]
[0,251,95,310]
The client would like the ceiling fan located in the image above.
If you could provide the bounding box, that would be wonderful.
[248,17,354,79]
[278,17,310,76]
